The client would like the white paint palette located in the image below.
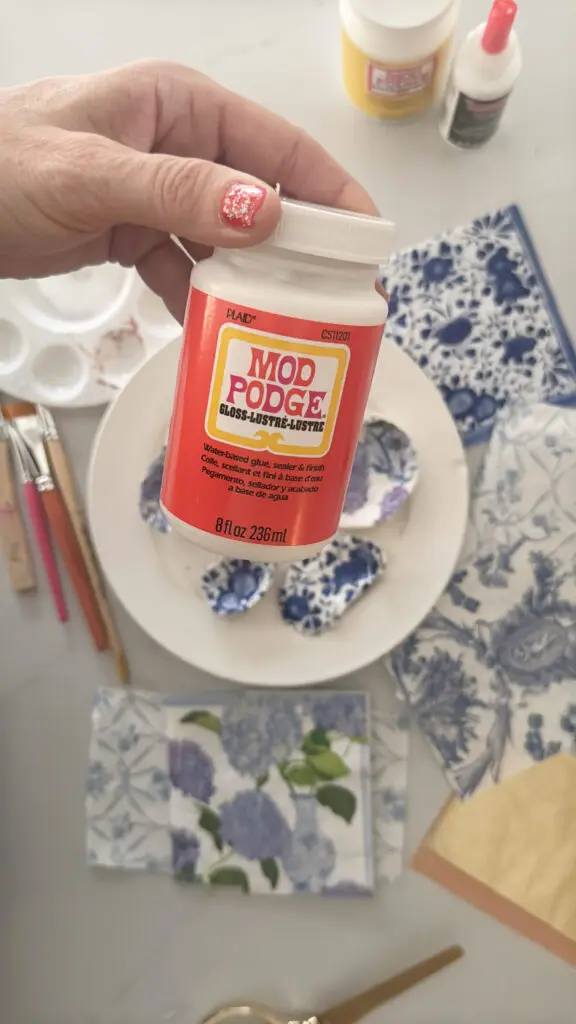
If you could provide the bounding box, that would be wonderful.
[0,266,181,407]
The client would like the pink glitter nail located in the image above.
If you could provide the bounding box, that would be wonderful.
[220,183,267,229]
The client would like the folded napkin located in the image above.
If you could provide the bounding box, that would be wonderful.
[391,402,576,797]
[381,206,576,444]
[166,692,373,895]
[86,687,409,893]
[413,753,576,968]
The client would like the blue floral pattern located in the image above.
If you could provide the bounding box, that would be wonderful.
[169,740,215,802]
[281,793,336,891]
[86,689,409,892]
[308,693,367,739]
[86,688,172,872]
[390,403,576,797]
[370,709,409,884]
[219,790,290,861]
[171,830,200,876]
[279,536,384,635]
[139,448,170,533]
[220,694,302,778]
[202,559,274,615]
[167,693,373,894]
[341,419,418,530]
[381,206,576,445]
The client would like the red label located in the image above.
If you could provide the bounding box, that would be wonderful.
[161,291,384,549]
[367,57,436,97]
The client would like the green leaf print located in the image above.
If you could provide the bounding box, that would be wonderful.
[301,728,330,755]
[260,858,280,890]
[198,808,223,851]
[306,750,350,781]
[179,710,221,734]
[209,867,250,893]
[316,784,357,824]
[283,763,318,787]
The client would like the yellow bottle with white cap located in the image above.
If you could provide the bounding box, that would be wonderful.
[341,0,460,120]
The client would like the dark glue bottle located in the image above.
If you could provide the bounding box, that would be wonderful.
[440,0,521,148]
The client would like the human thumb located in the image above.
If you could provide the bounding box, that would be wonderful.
[54,131,282,246]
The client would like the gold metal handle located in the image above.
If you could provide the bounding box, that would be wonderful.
[320,945,464,1024]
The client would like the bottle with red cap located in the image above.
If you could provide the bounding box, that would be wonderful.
[440,0,521,148]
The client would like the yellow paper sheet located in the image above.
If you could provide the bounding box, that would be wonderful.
[413,754,576,965]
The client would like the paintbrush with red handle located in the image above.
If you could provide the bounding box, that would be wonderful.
[4,420,68,620]
[3,401,107,649]
[37,405,129,682]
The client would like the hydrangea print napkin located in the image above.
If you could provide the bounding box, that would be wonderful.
[391,402,576,798]
[381,206,576,444]
[166,693,372,895]
[86,688,409,893]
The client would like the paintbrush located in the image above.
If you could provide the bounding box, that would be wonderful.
[0,405,36,592]
[37,405,129,683]
[3,401,108,650]
[4,421,68,620]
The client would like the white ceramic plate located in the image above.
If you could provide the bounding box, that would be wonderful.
[88,339,468,686]
[0,270,181,407]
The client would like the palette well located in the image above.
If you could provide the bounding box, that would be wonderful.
[0,268,181,408]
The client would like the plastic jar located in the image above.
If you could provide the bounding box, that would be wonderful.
[340,0,460,120]
[161,199,394,562]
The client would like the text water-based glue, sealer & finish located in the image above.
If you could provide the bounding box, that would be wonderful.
[340,0,461,120]
[440,0,521,148]
[161,200,394,562]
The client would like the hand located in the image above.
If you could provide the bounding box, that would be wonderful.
[0,61,377,322]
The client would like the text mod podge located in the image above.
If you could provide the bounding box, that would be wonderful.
[221,343,335,425]
[161,199,394,561]
[210,327,348,453]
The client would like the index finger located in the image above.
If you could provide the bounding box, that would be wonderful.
[143,63,379,215]
[218,86,379,215]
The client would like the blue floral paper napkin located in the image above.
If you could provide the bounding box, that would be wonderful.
[166,693,373,895]
[381,206,576,444]
[86,688,172,873]
[86,689,409,892]
[391,402,576,798]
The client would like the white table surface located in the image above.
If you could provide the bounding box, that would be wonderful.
[1,1,576,1022]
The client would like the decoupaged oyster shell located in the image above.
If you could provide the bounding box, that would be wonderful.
[139,447,171,533]
[202,559,275,616]
[340,419,418,530]
[278,535,384,636]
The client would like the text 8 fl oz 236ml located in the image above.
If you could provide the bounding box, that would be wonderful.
[214,518,287,545]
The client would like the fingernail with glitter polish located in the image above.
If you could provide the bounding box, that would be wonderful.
[220,182,268,229]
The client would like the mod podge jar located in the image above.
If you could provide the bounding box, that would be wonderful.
[340,0,460,120]
[161,199,394,562]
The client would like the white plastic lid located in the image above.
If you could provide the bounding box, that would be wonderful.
[353,0,454,31]
[271,198,395,264]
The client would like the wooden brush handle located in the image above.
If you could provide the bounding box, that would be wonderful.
[23,481,67,621]
[45,438,129,681]
[44,439,84,527]
[0,438,36,592]
[39,486,108,650]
